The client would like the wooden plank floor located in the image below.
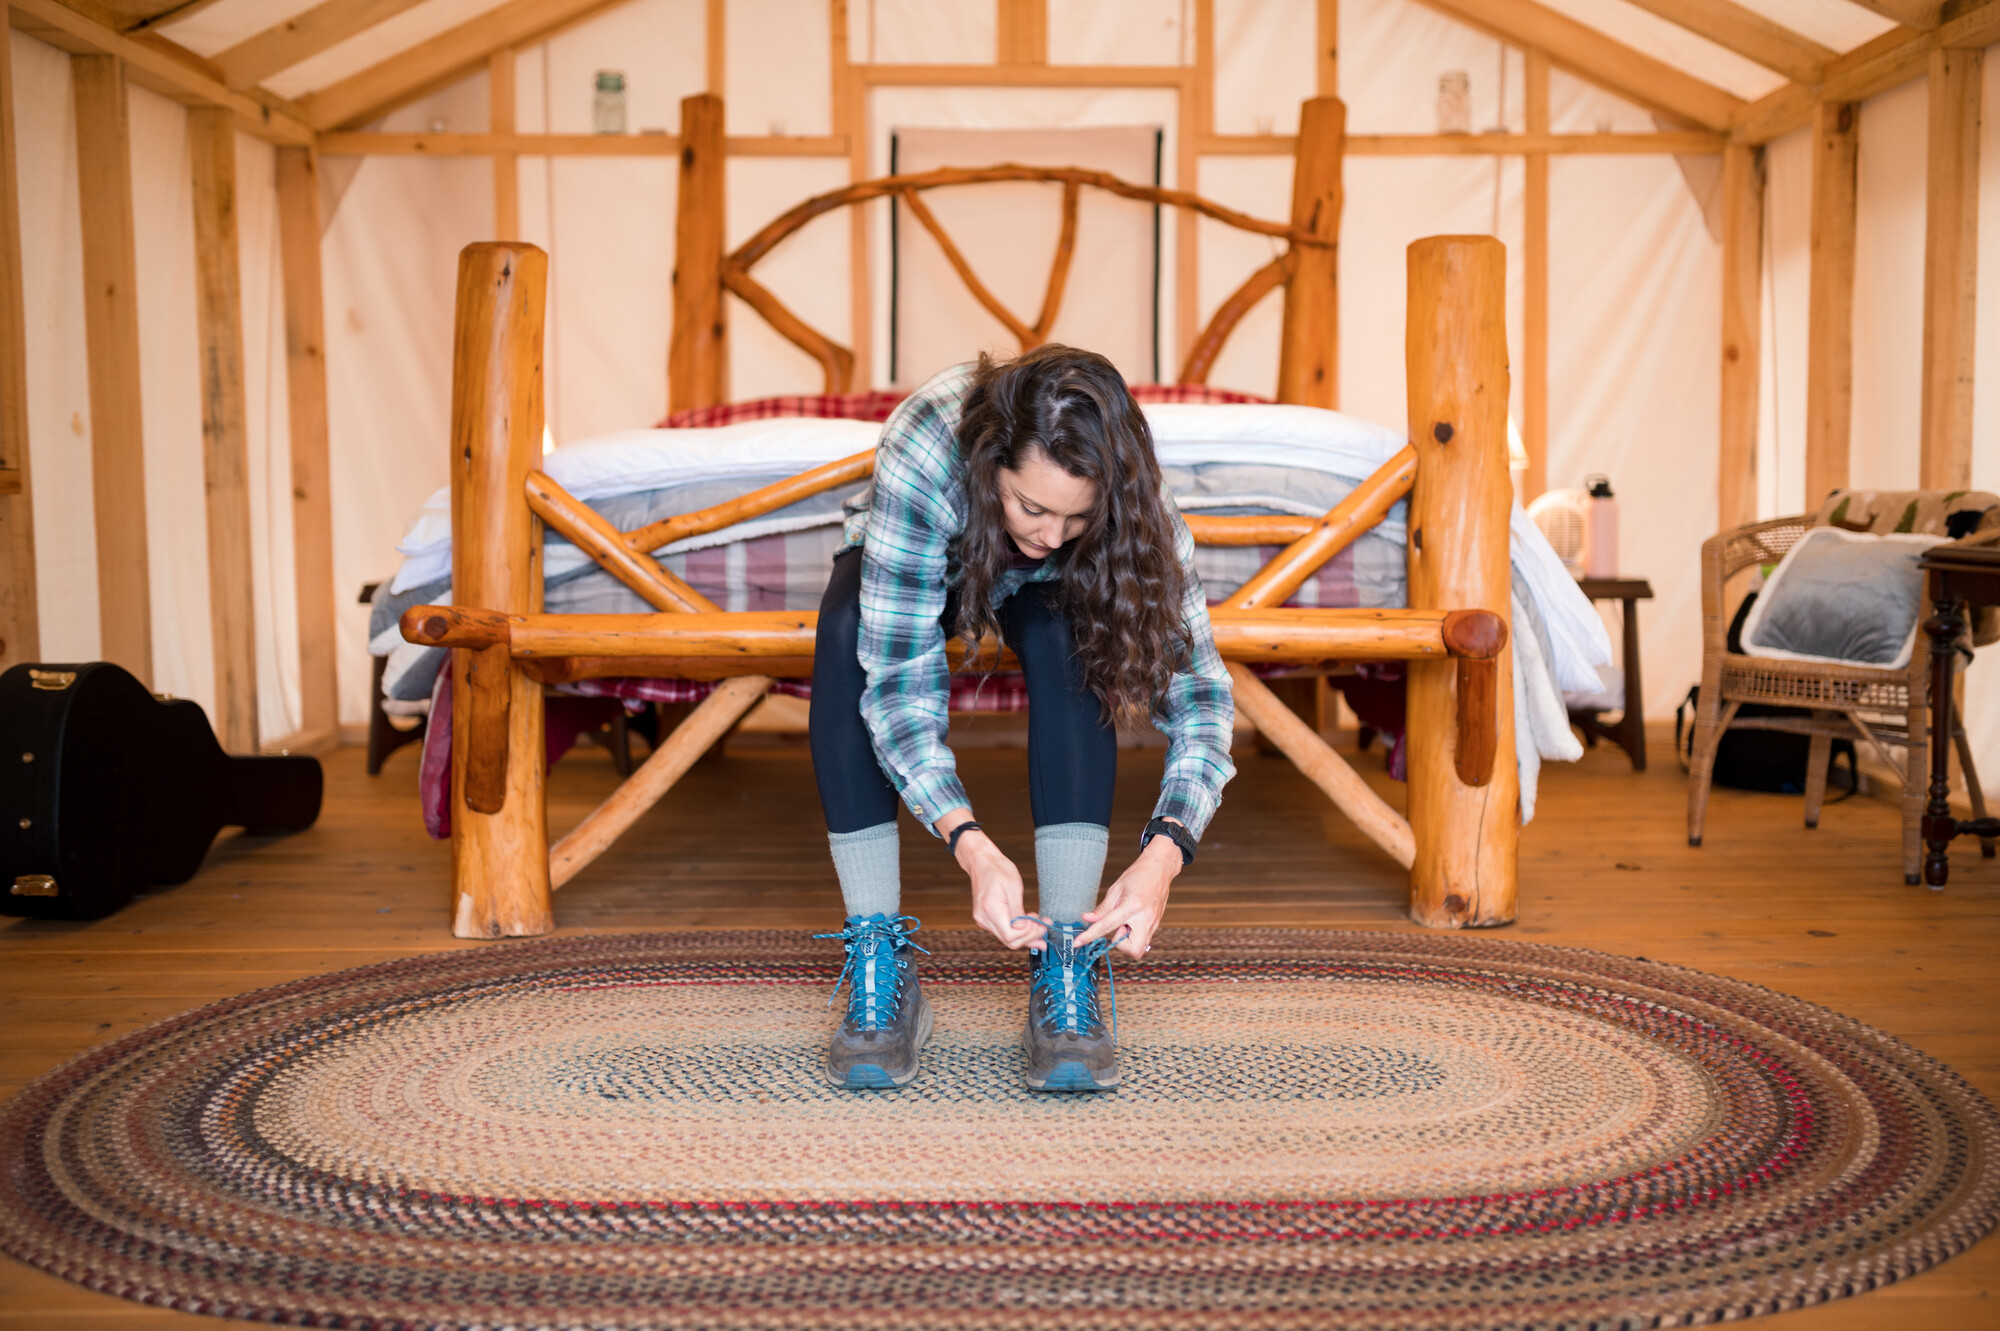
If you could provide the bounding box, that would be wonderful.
[3,725,1996,1327]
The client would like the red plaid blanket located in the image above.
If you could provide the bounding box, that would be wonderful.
[658,383,1269,429]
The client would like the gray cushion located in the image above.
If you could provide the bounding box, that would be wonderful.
[1741,528,1943,670]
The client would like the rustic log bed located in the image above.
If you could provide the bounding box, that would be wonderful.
[402,95,1518,939]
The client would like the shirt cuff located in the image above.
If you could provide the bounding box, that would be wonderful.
[1152,779,1219,842]
[900,770,971,836]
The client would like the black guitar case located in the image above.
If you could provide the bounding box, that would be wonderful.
[0,662,322,919]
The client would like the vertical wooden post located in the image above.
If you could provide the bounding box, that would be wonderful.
[706,0,726,93]
[669,93,726,412]
[0,30,38,672]
[489,50,519,240]
[1181,0,1211,372]
[276,146,338,743]
[834,0,870,387]
[1316,0,1339,95]
[1522,49,1549,501]
[1718,141,1762,532]
[1276,96,1344,407]
[72,55,151,683]
[450,242,552,939]
[188,107,258,754]
[1804,101,1857,510]
[1405,236,1517,929]
[998,0,1047,65]
[1921,48,1981,491]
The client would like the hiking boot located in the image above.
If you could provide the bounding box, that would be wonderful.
[1023,921,1121,1092]
[815,913,933,1089]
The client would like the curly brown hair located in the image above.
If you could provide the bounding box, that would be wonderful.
[954,345,1192,722]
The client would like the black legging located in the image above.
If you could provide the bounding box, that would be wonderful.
[810,548,1116,834]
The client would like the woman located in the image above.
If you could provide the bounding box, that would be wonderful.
[810,345,1235,1093]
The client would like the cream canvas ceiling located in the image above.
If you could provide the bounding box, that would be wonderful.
[131,0,1908,124]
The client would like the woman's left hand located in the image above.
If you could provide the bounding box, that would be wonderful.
[1075,833,1183,960]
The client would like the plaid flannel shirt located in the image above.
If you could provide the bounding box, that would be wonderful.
[838,364,1236,840]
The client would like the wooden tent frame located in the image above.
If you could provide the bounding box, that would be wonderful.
[401,112,1520,938]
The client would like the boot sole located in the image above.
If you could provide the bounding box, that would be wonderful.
[1023,1054,1121,1092]
[825,996,933,1090]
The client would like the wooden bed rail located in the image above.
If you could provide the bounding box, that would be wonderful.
[668,93,1347,408]
[404,603,1503,668]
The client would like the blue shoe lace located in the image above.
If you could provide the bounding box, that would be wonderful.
[1028,922,1117,1042]
[814,913,929,1031]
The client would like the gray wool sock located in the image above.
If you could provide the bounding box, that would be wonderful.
[1034,822,1110,923]
[828,823,901,920]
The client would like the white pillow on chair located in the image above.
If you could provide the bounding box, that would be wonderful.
[1739,527,1945,670]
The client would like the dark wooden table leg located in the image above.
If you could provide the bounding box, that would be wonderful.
[1922,597,1964,888]
[1618,594,1646,770]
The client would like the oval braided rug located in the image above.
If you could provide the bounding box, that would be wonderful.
[3,929,1996,1330]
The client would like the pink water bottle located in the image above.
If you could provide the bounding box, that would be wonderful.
[1584,475,1618,579]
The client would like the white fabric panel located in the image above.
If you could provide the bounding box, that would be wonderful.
[728,158,854,399]
[864,87,1184,382]
[12,33,97,664]
[533,0,704,136]
[321,81,495,727]
[233,133,305,741]
[1338,156,1524,440]
[1756,125,1810,520]
[1850,79,1926,495]
[1344,0,1519,134]
[1049,0,1187,67]
[1533,0,1784,100]
[128,86,213,716]
[544,155,675,437]
[1546,85,1719,721]
[1965,48,2000,785]
[1213,0,1315,135]
[849,0,994,65]
[1194,155,1289,397]
[263,0,512,102]
[156,0,318,58]
[725,0,832,136]
[1732,0,1895,53]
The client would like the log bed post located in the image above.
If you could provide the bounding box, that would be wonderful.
[450,242,553,939]
[669,92,727,413]
[1276,96,1344,408]
[1404,236,1518,928]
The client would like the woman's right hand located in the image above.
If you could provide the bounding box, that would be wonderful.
[955,830,1046,950]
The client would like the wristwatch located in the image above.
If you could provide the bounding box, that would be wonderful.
[1141,817,1197,866]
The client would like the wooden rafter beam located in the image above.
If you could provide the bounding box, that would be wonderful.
[1411,0,1743,130]
[1845,0,1943,30]
[1618,0,1834,84]
[1732,0,2000,144]
[10,0,313,143]
[300,0,633,131]
[213,0,427,90]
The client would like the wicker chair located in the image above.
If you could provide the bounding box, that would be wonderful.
[1686,489,1998,883]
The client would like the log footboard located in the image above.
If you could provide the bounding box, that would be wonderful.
[430,226,1517,938]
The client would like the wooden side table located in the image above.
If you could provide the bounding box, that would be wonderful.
[1567,578,1653,770]
[1919,540,2000,887]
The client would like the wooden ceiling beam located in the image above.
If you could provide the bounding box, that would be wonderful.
[1731,0,2000,144]
[214,0,428,90]
[1844,0,1943,30]
[300,0,634,132]
[1412,0,1743,130]
[1617,0,1834,84]
[10,0,313,143]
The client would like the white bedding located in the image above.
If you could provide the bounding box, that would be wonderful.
[387,404,1609,694]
